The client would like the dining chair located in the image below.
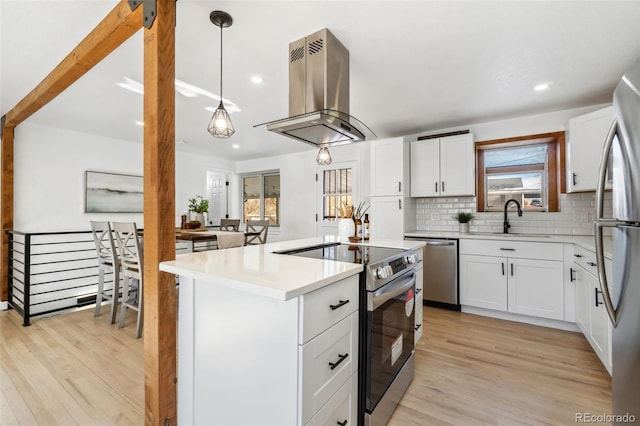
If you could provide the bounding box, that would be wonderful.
[220,218,241,231]
[90,221,120,324]
[112,222,144,338]
[244,219,270,245]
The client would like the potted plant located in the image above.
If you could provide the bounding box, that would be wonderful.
[188,195,209,227]
[453,211,475,234]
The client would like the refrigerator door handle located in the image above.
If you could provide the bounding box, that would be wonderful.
[594,119,622,327]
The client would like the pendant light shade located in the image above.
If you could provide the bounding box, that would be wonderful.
[316,146,332,165]
[208,11,234,139]
[208,100,235,138]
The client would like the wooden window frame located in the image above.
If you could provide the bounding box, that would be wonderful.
[476,131,565,213]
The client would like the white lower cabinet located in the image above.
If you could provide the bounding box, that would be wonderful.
[415,263,424,344]
[305,372,358,426]
[459,254,507,311]
[572,245,612,374]
[459,240,564,320]
[179,273,360,425]
[300,312,358,424]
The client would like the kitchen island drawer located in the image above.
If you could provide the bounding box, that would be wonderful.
[305,371,358,426]
[299,274,359,344]
[460,239,563,260]
[299,311,359,425]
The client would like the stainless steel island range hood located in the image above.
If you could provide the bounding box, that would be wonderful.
[257,28,374,147]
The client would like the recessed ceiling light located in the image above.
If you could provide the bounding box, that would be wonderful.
[534,83,551,92]
[135,121,144,126]
[232,144,240,149]
[251,75,263,84]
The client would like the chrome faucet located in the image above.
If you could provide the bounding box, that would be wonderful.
[503,199,523,233]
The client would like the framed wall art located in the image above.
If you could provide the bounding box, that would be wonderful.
[85,171,143,213]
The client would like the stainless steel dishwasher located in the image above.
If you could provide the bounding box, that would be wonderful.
[405,237,460,310]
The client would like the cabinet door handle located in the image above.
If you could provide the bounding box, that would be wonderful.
[572,172,577,186]
[587,261,597,267]
[399,199,402,210]
[415,288,422,295]
[501,262,505,276]
[441,181,445,192]
[329,353,349,370]
[329,299,349,311]
[435,182,438,193]
[398,181,402,193]
[570,267,576,282]
[511,263,514,276]
[595,287,603,307]
[337,420,348,426]
[574,254,583,258]
[414,324,422,331]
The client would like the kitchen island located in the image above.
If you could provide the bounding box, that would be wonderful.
[159,236,424,425]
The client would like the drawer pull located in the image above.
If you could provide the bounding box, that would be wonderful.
[329,353,349,370]
[337,420,348,426]
[415,288,422,294]
[500,248,516,251]
[595,287,603,307]
[587,261,597,267]
[329,299,350,311]
[574,253,583,258]
[415,324,422,331]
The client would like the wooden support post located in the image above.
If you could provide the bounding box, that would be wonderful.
[1,121,14,302]
[143,0,177,424]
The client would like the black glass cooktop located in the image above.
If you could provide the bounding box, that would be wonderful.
[276,243,405,265]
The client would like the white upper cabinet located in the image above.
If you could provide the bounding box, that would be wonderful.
[410,133,475,197]
[566,106,613,192]
[370,137,408,196]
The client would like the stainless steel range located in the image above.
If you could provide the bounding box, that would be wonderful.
[276,243,418,426]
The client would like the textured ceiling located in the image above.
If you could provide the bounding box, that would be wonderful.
[2,0,639,161]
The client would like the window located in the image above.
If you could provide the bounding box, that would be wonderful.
[476,132,565,212]
[322,168,352,221]
[243,173,280,225]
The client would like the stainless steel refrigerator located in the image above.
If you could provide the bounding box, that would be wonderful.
[595,56,640,424]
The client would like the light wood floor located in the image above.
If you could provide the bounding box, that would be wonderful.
[1,306,611,425]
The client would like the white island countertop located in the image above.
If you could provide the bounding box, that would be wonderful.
[159,236,425,301]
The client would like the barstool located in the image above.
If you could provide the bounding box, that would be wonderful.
[112,221,144,338]
[90,221,120,324]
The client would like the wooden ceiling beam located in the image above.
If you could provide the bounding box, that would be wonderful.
[4,0,143,128]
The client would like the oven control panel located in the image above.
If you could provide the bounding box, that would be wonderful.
[371,252,417,281]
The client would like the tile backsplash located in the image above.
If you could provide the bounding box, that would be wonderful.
[415,192,612,235]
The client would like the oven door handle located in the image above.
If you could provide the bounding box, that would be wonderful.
[371,271,416,311]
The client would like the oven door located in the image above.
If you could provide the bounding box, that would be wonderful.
[365,269,416,412]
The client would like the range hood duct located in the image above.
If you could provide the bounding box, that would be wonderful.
[257,28,374,147]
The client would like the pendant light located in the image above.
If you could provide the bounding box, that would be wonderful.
[207,11,235,138]
[316,146,332,165]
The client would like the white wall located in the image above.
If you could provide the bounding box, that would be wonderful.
[235,143,370,242]
[13,122,233,232]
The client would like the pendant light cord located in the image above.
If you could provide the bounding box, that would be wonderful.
[219,23,223,102]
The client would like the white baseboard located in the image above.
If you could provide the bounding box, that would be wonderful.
[0,301,8,311]
[461,305,580,332]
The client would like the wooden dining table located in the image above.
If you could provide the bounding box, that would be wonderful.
[175,228,259,253]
